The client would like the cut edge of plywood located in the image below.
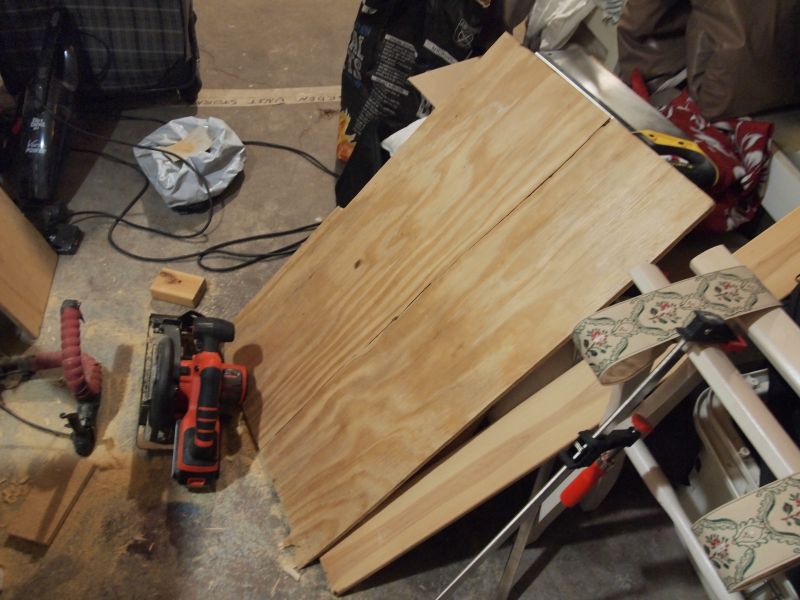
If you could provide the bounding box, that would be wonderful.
[238,207,344,445]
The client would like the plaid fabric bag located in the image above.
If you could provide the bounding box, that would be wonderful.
[0,0,199,98]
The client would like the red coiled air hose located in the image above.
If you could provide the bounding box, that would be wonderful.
[29,300,101,401]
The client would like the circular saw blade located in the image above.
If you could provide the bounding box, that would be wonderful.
[147,333,179,438]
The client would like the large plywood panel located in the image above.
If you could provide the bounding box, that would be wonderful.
[270,120,712,566]
[229,34,609,446]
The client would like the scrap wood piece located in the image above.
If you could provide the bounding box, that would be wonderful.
[8,454,95,546]
[319,206,800,592]
[268,119,712,567]
[229,34,609,447]
[408,57,478,108]
[0,187,57,339]
[150,268,206,308]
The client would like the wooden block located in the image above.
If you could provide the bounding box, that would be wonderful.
[0,187,57,338]
[150,268,206,307]
[9,454,95,546]
[320,198,800,593]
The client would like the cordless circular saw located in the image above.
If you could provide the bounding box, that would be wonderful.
[138,311,247,489]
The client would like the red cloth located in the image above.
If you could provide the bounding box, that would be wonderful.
[660,90,773,232]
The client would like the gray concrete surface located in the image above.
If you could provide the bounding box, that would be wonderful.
[0,1,708,598]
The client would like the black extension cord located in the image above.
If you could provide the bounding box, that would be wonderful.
[55,111,338,271]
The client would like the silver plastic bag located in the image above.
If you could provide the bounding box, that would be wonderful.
[133,116,246,209]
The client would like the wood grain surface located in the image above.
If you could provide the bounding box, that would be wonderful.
[9,454,95,546]
[320,206,800,593]
[735,207,800,300]
[321,362,604,592]
[270,119,712,567]
[229,35,609,447]
[0,188,57,338]
[408,57,478,107]
[233,207,343,432]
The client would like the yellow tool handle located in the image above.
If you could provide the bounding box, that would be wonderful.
[635,129,719,189]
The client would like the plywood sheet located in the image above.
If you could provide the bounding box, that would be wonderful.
[408,58,478,107]
[0,188,57,338]
[270,120,712,566]
[229,35,609,446]
[320,203,800,593]
[9,454,95,546]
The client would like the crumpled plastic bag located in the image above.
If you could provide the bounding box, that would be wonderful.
[133,116,246,209]
[524,0,595,50]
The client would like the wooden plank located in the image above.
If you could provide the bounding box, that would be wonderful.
[150,268,207,307]
[408,58,478,108]
[322,362,604,592]
[229,34,610,446]
[0,188,57,338]
[735,206,800,300]
[9,454,95,546]
[269,120,712,566]
[320,204,800,593]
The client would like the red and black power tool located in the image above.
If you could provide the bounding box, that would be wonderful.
[138,311,246,489]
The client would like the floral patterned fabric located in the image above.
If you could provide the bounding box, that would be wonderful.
[660,91,774,233]
[693,474,800,592]
[572,266,779,384]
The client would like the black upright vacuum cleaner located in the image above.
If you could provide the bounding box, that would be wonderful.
[11,7,83,254]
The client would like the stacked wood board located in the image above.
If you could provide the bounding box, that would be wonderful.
[228,33,713,582]
[321,207,800,592]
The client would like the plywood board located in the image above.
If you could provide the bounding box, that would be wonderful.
[229,35,610,447]
[0,188,57,338]
[735,207,800,300]
[9,454,95,546]
[320,205,800,593]
[269,120,712,566]
[408,58,478,107]
[322,362,604,592]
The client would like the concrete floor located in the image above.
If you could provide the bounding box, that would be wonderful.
[0,1,709,598]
